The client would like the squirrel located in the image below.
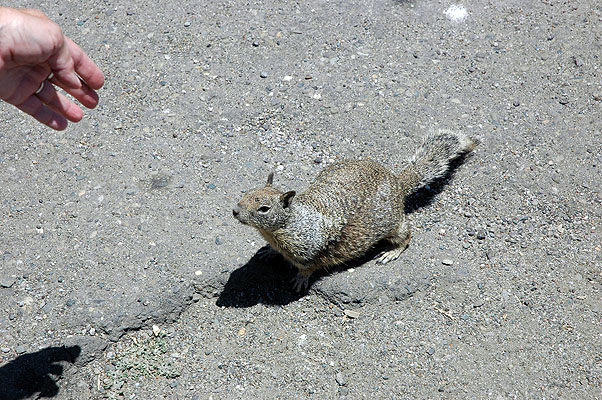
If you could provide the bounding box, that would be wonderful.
[233,129,477,292]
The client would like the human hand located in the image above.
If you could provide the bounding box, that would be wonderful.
[0,7,104,130]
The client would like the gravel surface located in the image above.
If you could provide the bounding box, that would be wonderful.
[1,0,600,399]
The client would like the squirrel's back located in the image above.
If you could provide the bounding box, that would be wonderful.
[299,159,401,218]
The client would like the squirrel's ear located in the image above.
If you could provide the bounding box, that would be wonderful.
[280,191,296,208]
[266,172,274,186]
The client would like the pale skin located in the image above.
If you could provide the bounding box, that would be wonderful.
[0,7,104,130]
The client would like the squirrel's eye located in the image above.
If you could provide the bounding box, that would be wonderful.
[257,205,271,214]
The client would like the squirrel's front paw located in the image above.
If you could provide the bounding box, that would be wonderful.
[291,271,310,293]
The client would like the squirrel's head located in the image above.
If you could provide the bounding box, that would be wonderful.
[233,173,296,231]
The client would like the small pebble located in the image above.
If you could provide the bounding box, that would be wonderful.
[66,298,76,307]
[335,372,347,386]
[252,41,260,47]
[15,345,26,354]
[441,259,454,266]
[477,230,487,240]
[343,309,360,319]
[260,72,268,78]
[0,277,15,288]
[1,347,10,353]
[152,325,161,337]
[184,21,191,27]
[305,74,312,80]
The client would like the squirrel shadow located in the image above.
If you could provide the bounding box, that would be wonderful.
[0,345,81,400]
[216,248,303,307]
[216,244,389,308]
[218,152,474,307]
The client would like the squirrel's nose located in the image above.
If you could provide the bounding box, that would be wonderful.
[232,205,241,218]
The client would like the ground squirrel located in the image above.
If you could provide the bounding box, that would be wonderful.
[233,129,476,292]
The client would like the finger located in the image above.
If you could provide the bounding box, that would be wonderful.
[16,95,68,131]
[50,75,99,109]
[35,80,83,122]
[46,36,82,90]
[0,63,51,104]
[64,36,105,90]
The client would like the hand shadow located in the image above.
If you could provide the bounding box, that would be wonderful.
[0,345,81,400]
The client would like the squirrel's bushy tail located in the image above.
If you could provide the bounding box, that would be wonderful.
[398,129,476,195]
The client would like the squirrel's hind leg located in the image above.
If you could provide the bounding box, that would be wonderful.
[375,223,411,264]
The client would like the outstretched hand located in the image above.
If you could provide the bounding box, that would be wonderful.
[0,7,104,130]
